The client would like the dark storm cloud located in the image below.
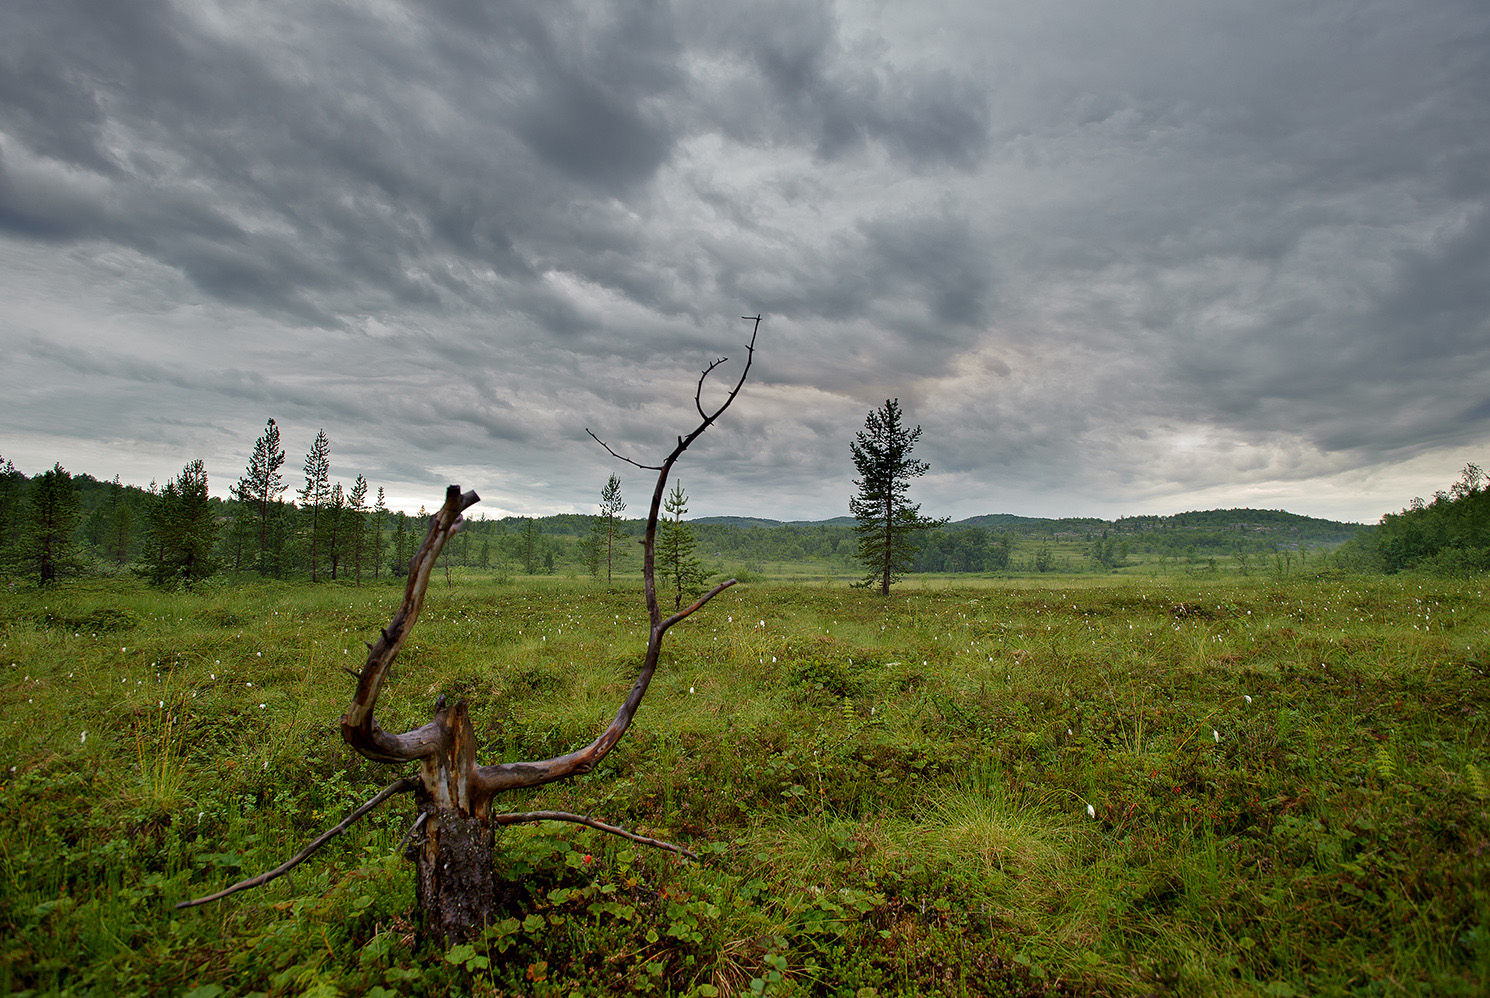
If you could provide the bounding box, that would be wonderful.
[0,0,696,331]
[680,0,990,169]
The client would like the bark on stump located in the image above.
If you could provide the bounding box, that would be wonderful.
[410,696,496,945]
[411,802,495,945]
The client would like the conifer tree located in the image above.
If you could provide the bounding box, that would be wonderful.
[224,479,254,571]
[104,475,133,565]
[326,482,346,580]
[372,487,388,580]
[138,460,217,587]
[849,399,945,595]
[0,456,25,565]
[658,481,706,611]
[349,475,368,584]
[23,463,82,586]
[297,429,332,581]
[582,518,604,579]
[599,474,626,582]
[390,510,409,577]
[237,419,288,573]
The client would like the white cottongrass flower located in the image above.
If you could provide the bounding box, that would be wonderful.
[689,686,696,694]
[1244,695,1253,704]
[1086,804,1096,819]
[80,730,87,745]
[1212,729,1220,743]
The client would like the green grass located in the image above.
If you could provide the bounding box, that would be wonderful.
[1,571,1487,996]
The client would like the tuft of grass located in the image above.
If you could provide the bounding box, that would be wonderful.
[130,694,193,815]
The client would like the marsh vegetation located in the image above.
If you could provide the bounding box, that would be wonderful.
[2,566,1486,996]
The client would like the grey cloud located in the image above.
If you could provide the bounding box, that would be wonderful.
[2,0,1488,524]
[680,0,990,169]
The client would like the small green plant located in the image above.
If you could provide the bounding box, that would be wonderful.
[1466,763,1487,802]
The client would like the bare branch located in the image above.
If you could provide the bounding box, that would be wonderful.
[342,486,479,762]
[493,811,698,860]
[694,357,728,419]
[584,429,663,472]
[659,578,737,634]
[396,811,428,853]
[176,777,417,909]
[476,317,760,798]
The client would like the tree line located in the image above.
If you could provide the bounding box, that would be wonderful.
[6,414,1423,591]
[1334,464,1490,574]
[0,421,714,593]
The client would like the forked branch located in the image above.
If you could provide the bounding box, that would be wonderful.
[476,315,760,796]
[341,487,480,763]
[180,317,759,911]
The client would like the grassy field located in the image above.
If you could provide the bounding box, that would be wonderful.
[1,569,1487,997]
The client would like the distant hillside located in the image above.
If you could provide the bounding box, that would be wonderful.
[953,513,1050,529]
[693,515,793,529]
[1111,508,1363,546]
[694,515,855,528]
[701,507,1362,543]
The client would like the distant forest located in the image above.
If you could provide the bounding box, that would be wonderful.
[9,449,1447,587]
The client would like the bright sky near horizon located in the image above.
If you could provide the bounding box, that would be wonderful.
[2,0,1486,524]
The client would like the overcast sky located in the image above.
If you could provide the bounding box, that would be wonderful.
[2,0,1487,524]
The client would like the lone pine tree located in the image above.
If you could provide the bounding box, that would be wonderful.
[849,398,945,595]
[598,473,626,582]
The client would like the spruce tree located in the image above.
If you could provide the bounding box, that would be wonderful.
[658,481,706,611]
[224,479,254,571]
[390,511,409,577]
[372,487,388,580]
[105,475,133,565]
[138,460,218,587]
[326,482,346,580]
[849,399,945,595]
[0,456,25,566]
[23,463,82,586]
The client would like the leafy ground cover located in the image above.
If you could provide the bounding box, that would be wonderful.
[1,572,1487,997]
